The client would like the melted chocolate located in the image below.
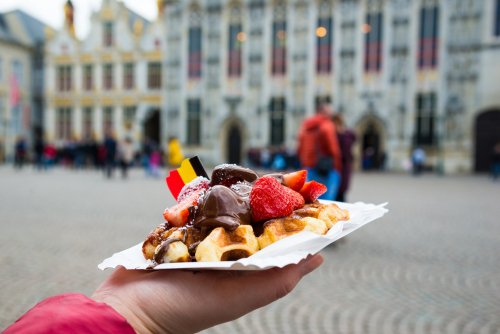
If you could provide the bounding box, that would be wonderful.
[211,164,258,187]
[193,185,251,232]
[153,238,181,264]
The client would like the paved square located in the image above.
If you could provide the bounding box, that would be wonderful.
[0,167,499,333]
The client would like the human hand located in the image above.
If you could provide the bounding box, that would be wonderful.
[92,254,324,334]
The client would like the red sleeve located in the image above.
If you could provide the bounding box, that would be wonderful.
[4,293,136,334]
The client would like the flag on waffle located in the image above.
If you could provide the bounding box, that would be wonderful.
[166,156,209,201]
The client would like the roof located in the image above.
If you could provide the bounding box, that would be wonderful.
[0,9,50,47]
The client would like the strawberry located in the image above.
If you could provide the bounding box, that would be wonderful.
[283,186,305,209]
[250,176,295,222]
[177,177,210,203]
[164,188,205,227]
[283,170,307,191]
[299,181,327,203]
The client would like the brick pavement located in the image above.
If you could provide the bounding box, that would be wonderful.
[0,167,499,333]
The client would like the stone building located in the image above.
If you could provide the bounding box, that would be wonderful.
[45,0,165,146]
[162,0,500,173]
[0,10,49,161]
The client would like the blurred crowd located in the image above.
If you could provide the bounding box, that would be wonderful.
[8,133,186,180]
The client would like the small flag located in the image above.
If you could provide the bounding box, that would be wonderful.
[166,156,209,201]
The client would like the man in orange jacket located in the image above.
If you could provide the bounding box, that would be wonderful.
[297,103,343,200]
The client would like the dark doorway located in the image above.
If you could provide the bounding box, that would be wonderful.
[227,124,242,164]
[475,110,500,172]
[361,123,381,170]
[144,109,160,145]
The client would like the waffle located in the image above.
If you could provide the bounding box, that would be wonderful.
[293,202,349,229]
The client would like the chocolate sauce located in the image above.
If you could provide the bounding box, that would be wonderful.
[153,238,181,264]
[211,164,258,187]
[193,185,251,232]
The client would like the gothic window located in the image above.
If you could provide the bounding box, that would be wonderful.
[364,4,383,72]
[188,6,203,79]
[272,1,287,75]
[82,107,93,139]
[123,63,134,90]
[103,107,113,133]
[83,64,93,91]
[57,65,72,91]
[103,21,114,47]
[227,2,243,77]
[316,0,333,74]
[103,64,113,90]
[124,106,136,129]
[147,62,162,89]
[57,107,72,140]
[418,2,439,69]
[415,93,436,146]
[495,0,500,36]
[187,99,201,145]
[269,97,286,145]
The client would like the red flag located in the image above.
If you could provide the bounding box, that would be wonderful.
[9,74,20,107]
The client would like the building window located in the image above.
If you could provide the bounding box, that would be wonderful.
[57,65,72,91]
[496,0,500,36]
[56,107,72,140]
[83,64,93,91]
[272,1,287,75]
[124,106,136,129]
[123,63,134,90]
[147,62,162,89]
[228,23,243,77]
[269,97,286,145]
[103,21,114,47]
[103,107,113,133]
[316,16,333,74]
[188,27,202,79]
[82,107,93,139]
[415,93,436,146]
[418,4,439,69]
[364,12,383,72]
[103,64,113,90]
[186,99,201,145]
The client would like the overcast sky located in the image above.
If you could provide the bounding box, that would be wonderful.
[0,0,157,39]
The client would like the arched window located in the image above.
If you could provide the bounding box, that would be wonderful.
[364,0,383,72]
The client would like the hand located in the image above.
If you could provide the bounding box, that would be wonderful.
[92,254,324,334]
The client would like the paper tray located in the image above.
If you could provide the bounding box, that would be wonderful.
[98,201,388,271]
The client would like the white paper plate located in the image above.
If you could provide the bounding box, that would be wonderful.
[98,200,388,271]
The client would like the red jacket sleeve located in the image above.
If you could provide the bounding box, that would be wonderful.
[4,293,136,334]
[321,121,343,172]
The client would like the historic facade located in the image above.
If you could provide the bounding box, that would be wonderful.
[45,0,165,146]
[0,10,49,161]
[162,0,500,173]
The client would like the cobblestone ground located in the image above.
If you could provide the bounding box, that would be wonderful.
[0,166,499,333]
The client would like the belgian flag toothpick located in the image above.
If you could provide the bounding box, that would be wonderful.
[166,156,209,201]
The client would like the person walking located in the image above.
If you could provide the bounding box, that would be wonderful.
[412,146,426,176]
[14,136,27,169]
[297,103,342,200]
[332,113,356,202]
[118,138,134,179]
[167,136,184,168]
[103,131,117,178]
[491,142,500,180]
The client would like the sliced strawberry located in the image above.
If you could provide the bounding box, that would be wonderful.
[177,177,210,203]
[250,176,294,222]
[283,170,307,191]
[164,188,204,227]
[299,181,327,203]
[283,186,305,209]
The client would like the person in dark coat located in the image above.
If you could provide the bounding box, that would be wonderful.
[103,131,117,178]
[332,113,356,202]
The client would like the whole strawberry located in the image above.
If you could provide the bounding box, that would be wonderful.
[250,176,295,222]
